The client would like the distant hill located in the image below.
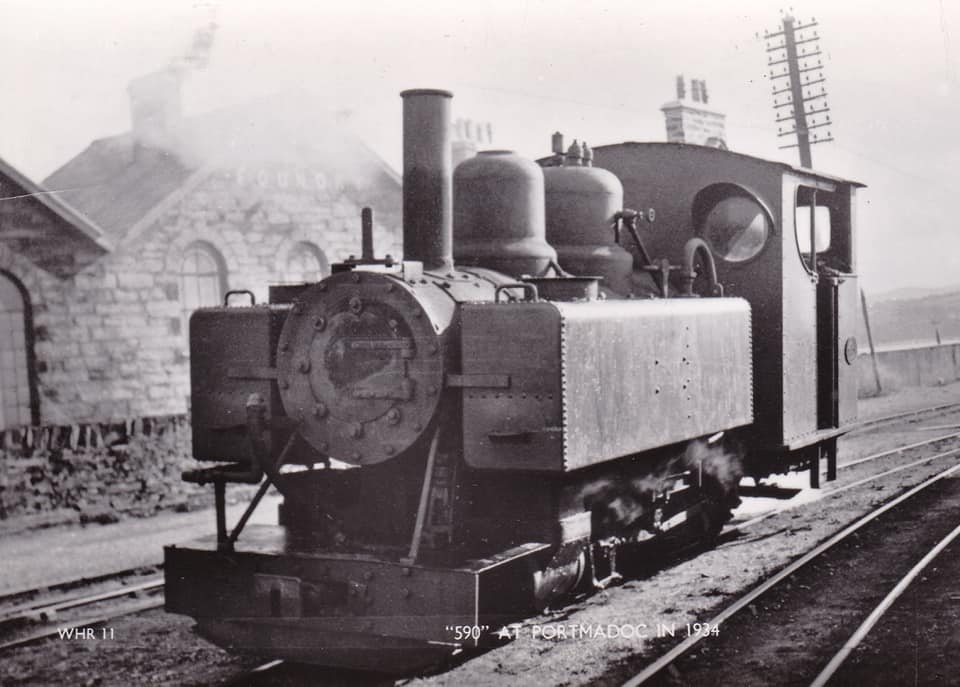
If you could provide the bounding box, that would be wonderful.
[871,284,960,303]
[861,288,960,349]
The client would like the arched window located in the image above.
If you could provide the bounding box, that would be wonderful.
[285,242,329,283]
[0,271,36,429]
[181,242,226,324]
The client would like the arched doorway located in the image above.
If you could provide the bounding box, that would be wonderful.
[0,271,37,429]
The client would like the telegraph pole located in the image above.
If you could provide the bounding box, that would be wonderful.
[761,12,833,168]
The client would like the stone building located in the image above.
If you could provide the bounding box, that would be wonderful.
[0,158,111,430]
[1,71,402,430]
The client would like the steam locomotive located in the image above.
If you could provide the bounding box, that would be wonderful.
[164,88,862,671]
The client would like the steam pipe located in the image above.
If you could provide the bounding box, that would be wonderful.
[361,207,374,261]
[680,237,723,297]
[401,88,454,271]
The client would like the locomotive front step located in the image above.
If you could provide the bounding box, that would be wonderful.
[165,526,549,669]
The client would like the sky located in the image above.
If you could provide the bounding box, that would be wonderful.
[1,0,958,295]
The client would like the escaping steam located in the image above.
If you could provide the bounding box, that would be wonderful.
[582,439,743,540]
[167,6,219,78]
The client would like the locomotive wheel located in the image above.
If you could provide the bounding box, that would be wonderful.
[531,545,589,610]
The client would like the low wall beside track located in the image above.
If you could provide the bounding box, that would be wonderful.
[858,342,960,397]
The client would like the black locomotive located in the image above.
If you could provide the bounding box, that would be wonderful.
[164,88,861,670]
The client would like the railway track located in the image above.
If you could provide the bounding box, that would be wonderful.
[622,460,960,686]
[222,659,286,686]
[808,518,960,687]
[5,400,960,683]
[224,659,395,686]
[849,400,960,433]
[0,573,164,652]
[737,432,960,529]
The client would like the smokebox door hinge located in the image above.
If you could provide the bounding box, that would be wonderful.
[227,366,278,380]
[445,374,511,389]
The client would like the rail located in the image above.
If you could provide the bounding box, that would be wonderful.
[0,576,164,653]
[622,461,960,686]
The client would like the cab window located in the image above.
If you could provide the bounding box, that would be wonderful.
[695,184,773,264]
[795,185,851,273]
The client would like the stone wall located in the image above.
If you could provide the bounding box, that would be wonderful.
[0,415,209,526]
[1,164,401,427]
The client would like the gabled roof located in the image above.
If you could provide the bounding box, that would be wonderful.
[44,136,194,244]
[0,156,111,278]
[43,92,402,247]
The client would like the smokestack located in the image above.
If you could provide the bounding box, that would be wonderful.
[401,88,454,272]
[128,70,182,148]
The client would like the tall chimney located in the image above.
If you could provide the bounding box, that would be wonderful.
[128,70,182,148]
[661,78,726,148]
[401,88,454,272]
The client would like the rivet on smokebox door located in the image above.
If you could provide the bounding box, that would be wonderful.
[386,408,401,425]
[384,445,395,456]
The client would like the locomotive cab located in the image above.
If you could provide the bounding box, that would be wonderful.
[592,143,863,484]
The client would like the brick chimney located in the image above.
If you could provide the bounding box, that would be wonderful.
[661,76,726,148]
[127,70,182,148]
[451,118,494,168]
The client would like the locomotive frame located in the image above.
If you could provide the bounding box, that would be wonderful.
[164,87,862,671]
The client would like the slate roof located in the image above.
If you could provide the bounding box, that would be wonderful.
[0,156,111,277]
[44,137,193,244]
[43,92,401,246]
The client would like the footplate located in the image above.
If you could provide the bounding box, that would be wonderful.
[164,525,548,667]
